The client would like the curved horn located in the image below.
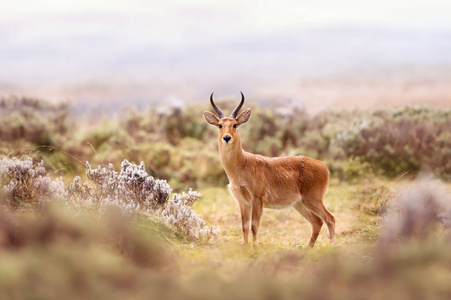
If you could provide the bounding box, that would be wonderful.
[230,91,245,119]
[210,92,225,118]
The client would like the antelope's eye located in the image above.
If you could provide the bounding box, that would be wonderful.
[233,124,237,129]
[218,124,222,129]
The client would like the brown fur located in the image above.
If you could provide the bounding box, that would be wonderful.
[203,109,335,247]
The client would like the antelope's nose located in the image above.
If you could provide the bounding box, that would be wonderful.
[223,135,231,143]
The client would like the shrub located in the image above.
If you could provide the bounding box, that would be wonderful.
[379,177,451,245]
[0,157,66,208]
[0,96,68,147]
[161,189,219,241]
[81,159,219,240]
[84,160,171,214]
[335,107,451,179]
[0,157,219,241]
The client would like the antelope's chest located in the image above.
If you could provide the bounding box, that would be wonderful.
[228,183,252,206]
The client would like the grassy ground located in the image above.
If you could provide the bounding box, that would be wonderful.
[173,179,391,275]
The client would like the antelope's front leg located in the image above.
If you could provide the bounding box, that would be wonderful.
[238,201,252,245]
[251,200,263,245]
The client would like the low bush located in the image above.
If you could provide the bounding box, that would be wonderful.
[380,178,451,245]
[0,156,219,241]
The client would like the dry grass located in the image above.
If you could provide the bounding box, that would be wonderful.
[191,180,385,251]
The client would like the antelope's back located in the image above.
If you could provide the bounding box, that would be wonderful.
[251,154,329,194]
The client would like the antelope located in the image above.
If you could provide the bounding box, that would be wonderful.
[203,92,335,248]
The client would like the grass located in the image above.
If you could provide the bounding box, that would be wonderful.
[194,181,382,247]
[170,179,391,279]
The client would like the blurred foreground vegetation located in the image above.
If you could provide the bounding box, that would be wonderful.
[1,96,451,188]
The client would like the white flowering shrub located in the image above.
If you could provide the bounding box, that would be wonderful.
[85,161,219,240]
[0,156,219,241]
[84,161,219,240]
[0,157,66,207]
[66,176,90,207]
[178,188,202,207]
[82,160,171,215]
[118,160,171,211]
[161,191,219,241]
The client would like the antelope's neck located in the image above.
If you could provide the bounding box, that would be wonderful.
[218,140,245,181]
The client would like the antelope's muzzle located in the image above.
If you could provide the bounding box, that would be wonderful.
[223,135,232,143]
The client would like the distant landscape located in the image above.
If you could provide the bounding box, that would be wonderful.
[2,22,451,113]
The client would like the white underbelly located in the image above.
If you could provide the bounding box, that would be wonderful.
[263,194,301,210]
[264,203,295,210]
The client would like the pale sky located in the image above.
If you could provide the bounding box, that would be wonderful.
[1,0,451,90]
[2,0,450,54]
[2,0,451,30]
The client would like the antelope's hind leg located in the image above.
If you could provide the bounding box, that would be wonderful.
[301,194,336,245]
[293,201,324,248]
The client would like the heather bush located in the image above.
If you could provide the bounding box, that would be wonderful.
[0,157,219,241]
[82,159,170,215]
[80,159,219,240]
[0,96,69,147]
[380,177,451,245]
[335,107,451,179]
[161,189,219,240]
[0,157,66,208]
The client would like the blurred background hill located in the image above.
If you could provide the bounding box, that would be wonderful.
[1,0,451,114]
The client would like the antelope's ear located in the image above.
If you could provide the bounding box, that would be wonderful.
[203,111,220,126]
[236,108,252,126]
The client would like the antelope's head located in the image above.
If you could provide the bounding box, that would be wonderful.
[203,92,252,146]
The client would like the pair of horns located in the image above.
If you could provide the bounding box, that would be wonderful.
[210,92,245,119]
